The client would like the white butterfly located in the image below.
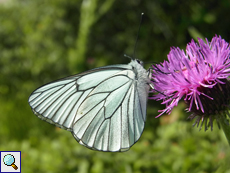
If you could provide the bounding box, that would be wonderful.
[28,59,152,152]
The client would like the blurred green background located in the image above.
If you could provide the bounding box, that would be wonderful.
[0,0,230,172]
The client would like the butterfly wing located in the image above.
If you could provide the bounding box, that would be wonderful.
[28,60,151,152]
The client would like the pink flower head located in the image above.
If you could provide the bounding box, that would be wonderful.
[151,35,230,130]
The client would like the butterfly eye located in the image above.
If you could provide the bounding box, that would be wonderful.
[136,59,143,66]
[136,59,141,63]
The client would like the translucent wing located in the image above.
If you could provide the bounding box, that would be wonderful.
[28,60,151,152]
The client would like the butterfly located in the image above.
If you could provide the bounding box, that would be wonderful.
[28,59,152,152]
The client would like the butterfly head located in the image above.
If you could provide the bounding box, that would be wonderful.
[135,59,144,66]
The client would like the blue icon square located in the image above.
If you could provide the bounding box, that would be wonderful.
[0,151,21,173]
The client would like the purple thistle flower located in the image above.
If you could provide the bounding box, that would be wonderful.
[151,35,230,131]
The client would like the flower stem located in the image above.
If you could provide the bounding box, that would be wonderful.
[217,114,230,145]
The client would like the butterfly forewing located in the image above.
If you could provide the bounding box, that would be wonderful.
[28,60,151,152]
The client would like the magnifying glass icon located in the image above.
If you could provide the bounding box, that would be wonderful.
[3,154,18,170]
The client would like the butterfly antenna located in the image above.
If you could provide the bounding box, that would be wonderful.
[133,13,144,58]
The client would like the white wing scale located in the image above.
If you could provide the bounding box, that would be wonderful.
[28,60,151,152]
